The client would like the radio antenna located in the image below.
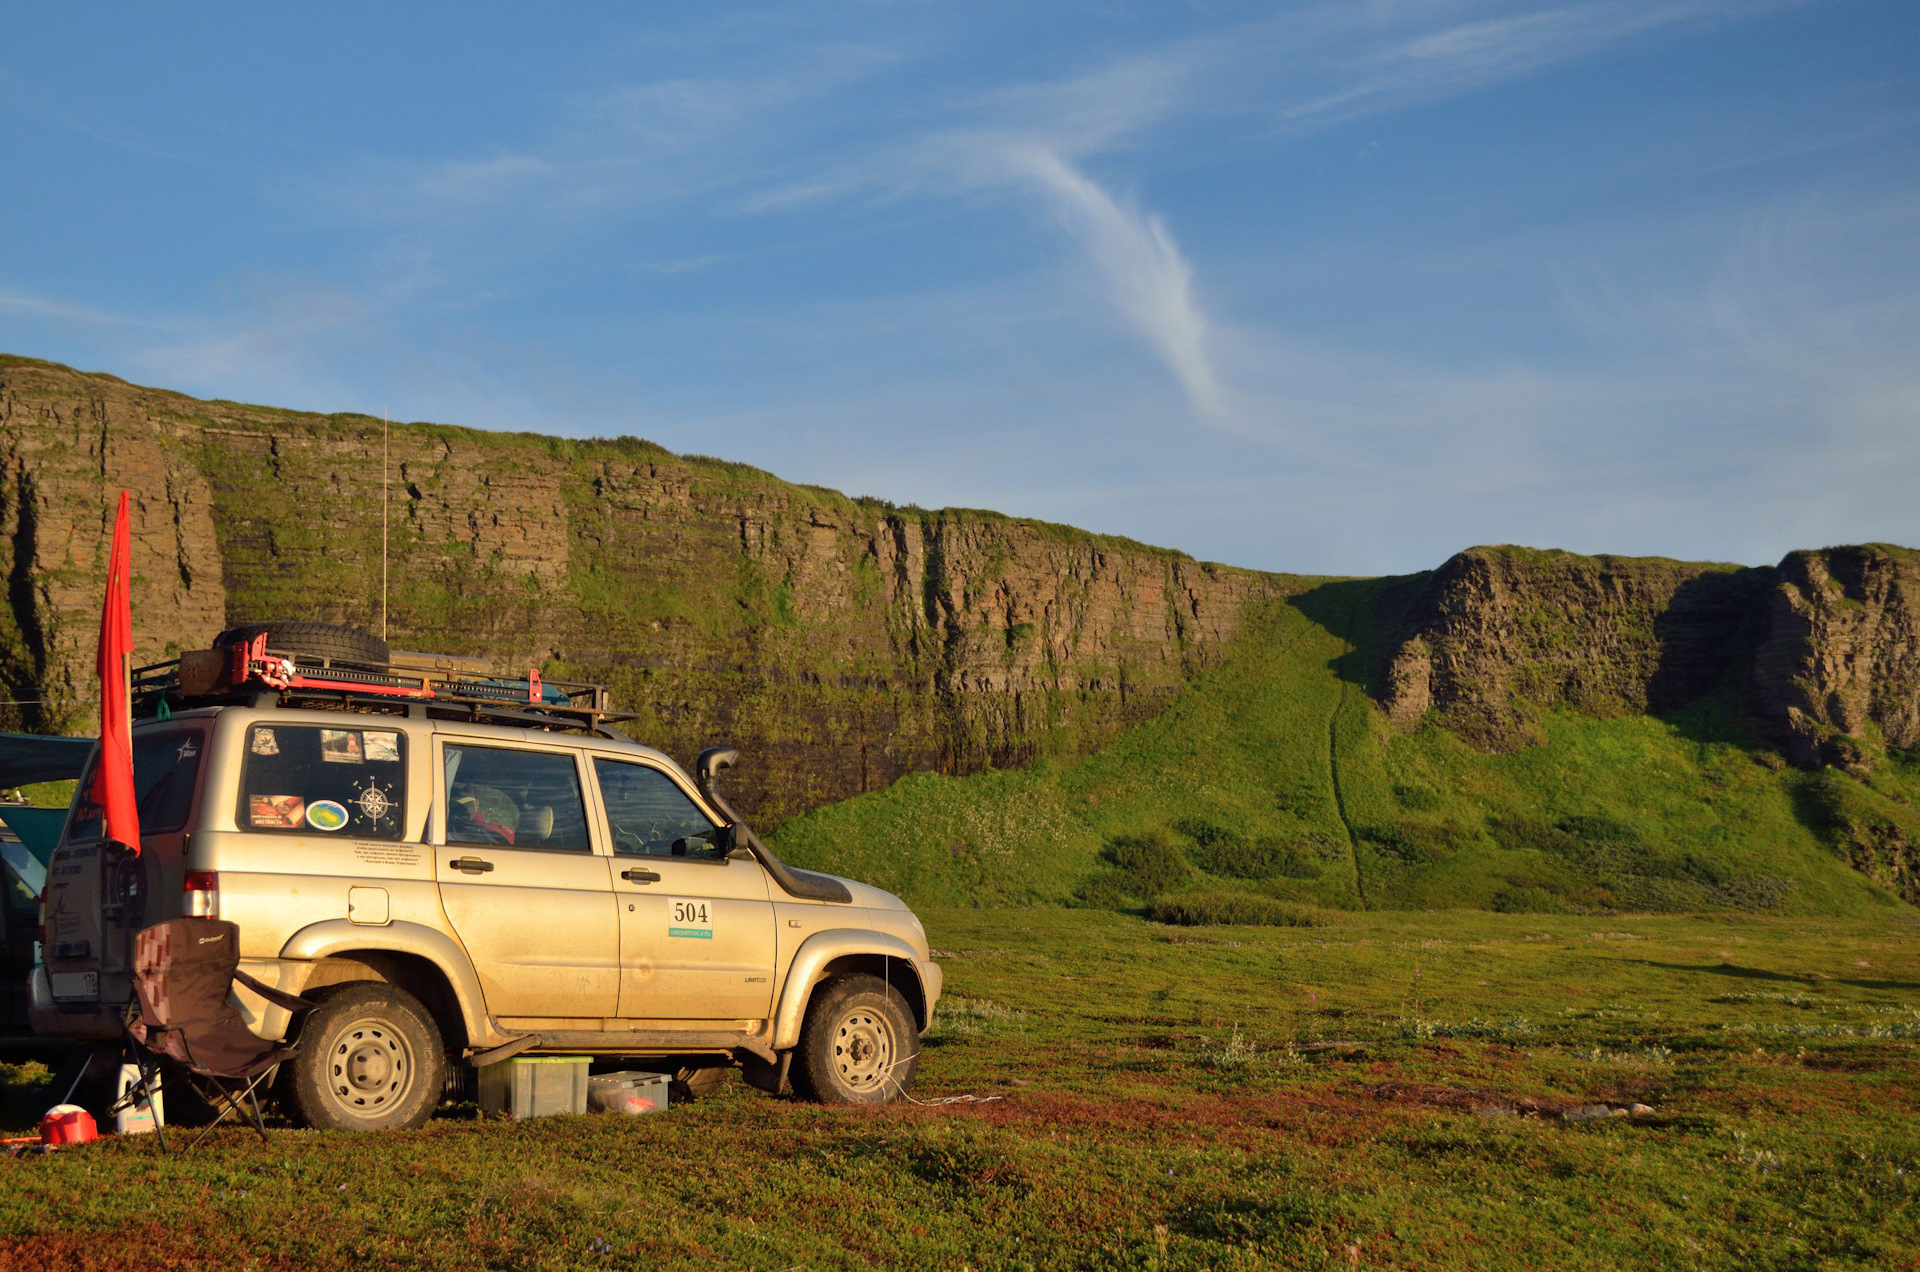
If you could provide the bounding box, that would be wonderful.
[381,409,390,642]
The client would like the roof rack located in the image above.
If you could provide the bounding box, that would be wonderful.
[131,634,635,732]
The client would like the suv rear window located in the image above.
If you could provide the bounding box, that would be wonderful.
[240,725,408,839]
[68,730,206,842]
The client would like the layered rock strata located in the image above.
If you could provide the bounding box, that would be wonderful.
[0,357,1282,824]
[1379,543,1920,771]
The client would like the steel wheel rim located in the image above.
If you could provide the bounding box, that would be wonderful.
[326,1015,414,1119]
[832,1006,897,1092]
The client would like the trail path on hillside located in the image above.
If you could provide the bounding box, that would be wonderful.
[1325,594,1369,910]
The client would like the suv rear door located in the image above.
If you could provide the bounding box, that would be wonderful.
[42,727,206,1011]
[592,757,776,1021]
[434,739,619,1021]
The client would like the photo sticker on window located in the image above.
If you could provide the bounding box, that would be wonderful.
[249,794,306,829]
[250,728,280,757]
[305,800,350,832]
[364,731,401,763]
[319,729,363,764]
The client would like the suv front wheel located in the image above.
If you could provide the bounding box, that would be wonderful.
[286,982,445,1131]
[791,974,918,1105]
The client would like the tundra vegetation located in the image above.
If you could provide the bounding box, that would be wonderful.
[3,909,1915,1269]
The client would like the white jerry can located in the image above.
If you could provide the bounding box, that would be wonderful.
[114,1064,164,1135]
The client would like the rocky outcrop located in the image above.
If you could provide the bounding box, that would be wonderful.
[0,369,227,732]
[0,357,1283,824]
[1378,547,1770,750]
[1379,543,1920,773]
[1751,545,1920,770]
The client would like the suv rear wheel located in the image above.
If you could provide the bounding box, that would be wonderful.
[790,974,918,1105]
[286,982,444,1131]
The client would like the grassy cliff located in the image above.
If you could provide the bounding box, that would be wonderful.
[775,579,1919,916]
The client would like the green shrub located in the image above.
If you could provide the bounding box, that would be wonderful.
[1149,891,1319,927]
[1711,873,1794,911]
[1070,873,1133,909]
[1393,783,1441,812]
[1489,814,1581,856]
[1490,885,1565,914]
[1097,829,1190,896]
[1357,822,1476,864]
[1556,814,1641,848]
[1174,819,1322,880]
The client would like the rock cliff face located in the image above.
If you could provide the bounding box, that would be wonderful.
[8,356,1915,834]
[1378,547,1772,750]
[0,357,1282,824]
[1379,543,1920,773]
[1750,545,1920,770]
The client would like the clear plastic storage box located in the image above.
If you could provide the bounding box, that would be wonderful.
[587,1070,671,1116]
[479,1056,591,1119]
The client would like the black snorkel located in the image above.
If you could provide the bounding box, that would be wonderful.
[695,747,850,904]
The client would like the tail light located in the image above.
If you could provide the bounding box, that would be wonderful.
[183,871,219,918]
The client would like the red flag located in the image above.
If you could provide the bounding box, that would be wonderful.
[92,489,140,856]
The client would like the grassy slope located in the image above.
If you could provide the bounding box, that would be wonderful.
[773,580,1912,917]
[6,909,1916,1270]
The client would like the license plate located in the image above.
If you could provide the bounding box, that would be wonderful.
[49,971,98,1001]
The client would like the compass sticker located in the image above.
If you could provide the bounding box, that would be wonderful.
[353,776,396,832]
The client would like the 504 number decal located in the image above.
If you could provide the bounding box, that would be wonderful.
[669,897,714,938]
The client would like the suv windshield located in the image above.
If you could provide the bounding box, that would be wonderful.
[67,730,206,842]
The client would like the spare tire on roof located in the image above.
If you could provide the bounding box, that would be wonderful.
[213,621,390,665]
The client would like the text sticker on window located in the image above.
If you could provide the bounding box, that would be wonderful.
[668,898,713,940]
[250,795,305,829]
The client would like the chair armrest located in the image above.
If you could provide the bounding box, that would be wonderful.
[233,969,319,1014]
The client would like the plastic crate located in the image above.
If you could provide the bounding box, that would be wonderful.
[478,1056,591,1119]
[588,1071,671,1116]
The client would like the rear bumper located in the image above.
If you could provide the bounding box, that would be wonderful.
[29,960,295,1043]
[28,967,121,1041]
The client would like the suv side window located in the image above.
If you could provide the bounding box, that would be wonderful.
[239,725,407,839]
[444,743,591,852]
[594,759,723,859]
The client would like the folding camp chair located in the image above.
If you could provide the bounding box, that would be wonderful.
[110,919,316,1151]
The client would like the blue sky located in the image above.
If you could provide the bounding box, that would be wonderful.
[4,1,1917,575]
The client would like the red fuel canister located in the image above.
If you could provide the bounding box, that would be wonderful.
[40,1105,98,1147]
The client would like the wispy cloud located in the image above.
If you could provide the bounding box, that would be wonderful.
[1000,146,1225,419]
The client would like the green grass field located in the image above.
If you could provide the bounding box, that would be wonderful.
[3,908,1916,1270]
[772,583,1915,919]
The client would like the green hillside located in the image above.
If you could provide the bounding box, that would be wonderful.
[772,578,1917,917]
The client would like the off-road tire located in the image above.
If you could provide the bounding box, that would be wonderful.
[285,982,445,1131]
[213,620,390,666]
[790,974,918,1105]
[670,1065,729,1104]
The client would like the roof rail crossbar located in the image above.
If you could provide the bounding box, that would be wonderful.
[129,640,632,732]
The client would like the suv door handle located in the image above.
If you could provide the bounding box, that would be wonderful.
[449,856,495,874]
[621,867,661,884]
